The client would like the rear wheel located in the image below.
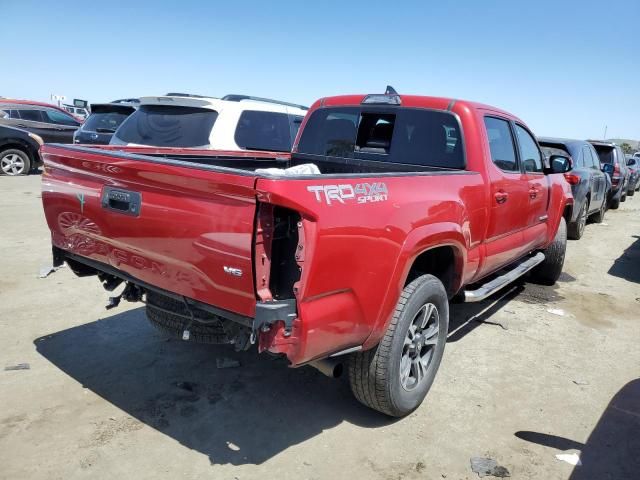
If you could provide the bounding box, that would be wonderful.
[530,217,567,286]
[348,274,448,417]
[568,201,587,240]
[628,188,635,197]
[589,200,606,224]
[0,149,31,176]
[610,195,621,210]
[621,192,627,202]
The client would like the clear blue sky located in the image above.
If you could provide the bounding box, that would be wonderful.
[2,0,638,140]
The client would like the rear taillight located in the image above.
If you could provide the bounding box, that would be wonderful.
[612,163,621,186]
[563,173,580,185]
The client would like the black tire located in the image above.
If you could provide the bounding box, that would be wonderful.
[621,193,627,202]
[628,189,635,197]
[348,274,448,417]
[0,148,31,176]
[610,195,620,210]
[530,217,567,286]
[145,291,229,344]
[589,200,606,224]
[567,201,587,240]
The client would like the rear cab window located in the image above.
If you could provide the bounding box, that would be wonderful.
[296,107,465,169]
[113,105,218,147]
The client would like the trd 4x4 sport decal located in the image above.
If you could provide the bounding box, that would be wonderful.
[307,182,388,205]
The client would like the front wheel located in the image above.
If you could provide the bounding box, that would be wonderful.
[530,217,567,286]
[349,274,448,417]
[628,188,635,197]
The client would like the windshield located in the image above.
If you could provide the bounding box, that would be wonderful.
[83,112,130,133]
[113,105,218,147]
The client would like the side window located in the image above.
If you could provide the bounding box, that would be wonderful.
[18,109,44,122]
[515,124,543,173]
[43,109,79,126]
[234,110,293,152]
[9,110,20,119]
[484,117,518,172]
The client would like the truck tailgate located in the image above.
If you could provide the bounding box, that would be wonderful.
[41,145,259,317]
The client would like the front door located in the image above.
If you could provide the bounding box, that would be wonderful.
[513,123,550,252]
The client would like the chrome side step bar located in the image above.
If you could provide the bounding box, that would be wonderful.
[464,252,545,303]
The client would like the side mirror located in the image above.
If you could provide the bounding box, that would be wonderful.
[602,163,615,176]
[627,159,636,166]
[548,154,572,174]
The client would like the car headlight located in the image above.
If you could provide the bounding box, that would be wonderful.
[28,132,44,145]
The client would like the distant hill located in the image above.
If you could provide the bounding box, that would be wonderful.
[606,138,639,151]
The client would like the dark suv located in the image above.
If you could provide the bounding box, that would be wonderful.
[74,102,137,145]
[540,138,608,239]
[589,141,630,209]
[0,99,81,143]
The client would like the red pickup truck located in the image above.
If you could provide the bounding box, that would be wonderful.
[41,89,573,417]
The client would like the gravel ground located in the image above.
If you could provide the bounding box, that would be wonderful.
[1,174,638,480]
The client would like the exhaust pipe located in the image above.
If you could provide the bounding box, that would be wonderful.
[309,358,344,378]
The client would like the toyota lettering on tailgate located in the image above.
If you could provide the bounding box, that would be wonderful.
[307,182,388,205]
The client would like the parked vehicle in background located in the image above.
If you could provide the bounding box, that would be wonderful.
[62,104,89,120]
[74,102,137,145]
[626,156,640,195]
[539,138,608,239]
[110,93,307,151]
[589,141,630,209]
[633,152,640,159]
[0,125,43,175]
[41,89,573,416]
[0,99,82,144]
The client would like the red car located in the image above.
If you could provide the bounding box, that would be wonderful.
[40,89,573,416]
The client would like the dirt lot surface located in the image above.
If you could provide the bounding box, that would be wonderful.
[1,174,639,480]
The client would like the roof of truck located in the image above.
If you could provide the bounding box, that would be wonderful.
[310,93,524,122]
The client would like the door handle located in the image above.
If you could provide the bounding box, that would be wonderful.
[101,187,141,216]
[494,191,508,204]
[16,124,26,128]
[529,188,538,199]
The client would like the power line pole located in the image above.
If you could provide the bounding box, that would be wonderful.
[603,125,608,140]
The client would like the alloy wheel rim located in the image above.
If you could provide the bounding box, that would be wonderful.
[579,204,587,234]
[1,154,25,175]
[400,303,439,391]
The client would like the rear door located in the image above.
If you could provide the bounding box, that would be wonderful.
[513,123,549,251]
[41,108,80,143]
[41,146,259,317]
[584,144,606,209]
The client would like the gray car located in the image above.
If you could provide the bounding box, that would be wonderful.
[539,137,609,239]
[0,100,81,144]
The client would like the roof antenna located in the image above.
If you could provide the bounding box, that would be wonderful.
[385,85,398,95]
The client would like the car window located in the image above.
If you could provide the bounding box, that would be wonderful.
[484,117,518,172]
[514,124,543,173]
[297,107,465,168]
[592,145,614,164]
[9,110,20,119]
[114,105,218,148]
[43,109,79,126]
[296,107,359,158]
[83,112,130,133]
[18,109,44,122]
[234,110,293,152]
[584,146,599,169]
